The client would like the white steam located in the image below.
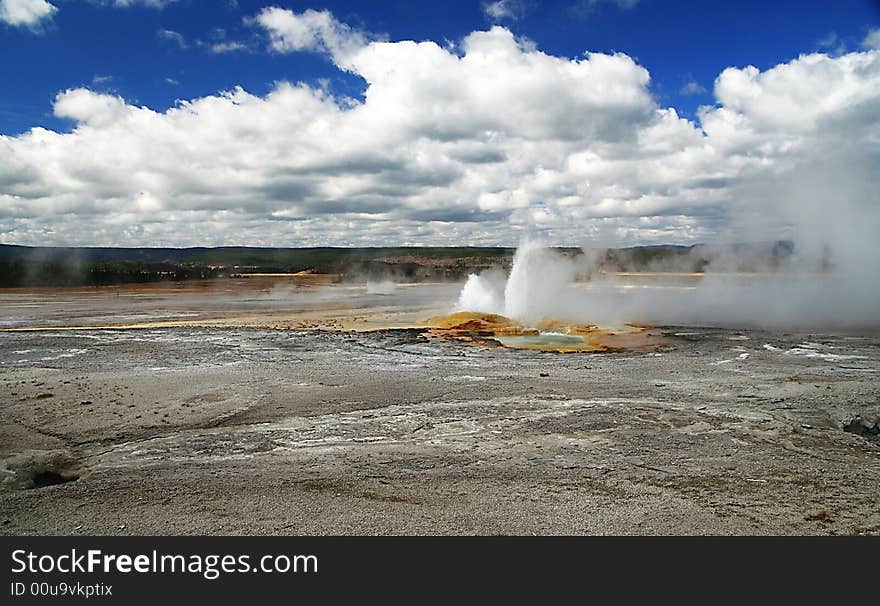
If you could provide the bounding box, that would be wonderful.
[457,271,505,315]
[456,241,580,323]
[366,279,397,295]
[456,238,880,330]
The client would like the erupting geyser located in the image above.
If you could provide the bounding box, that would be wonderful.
[456,240,579,324]
[445,240,651,352]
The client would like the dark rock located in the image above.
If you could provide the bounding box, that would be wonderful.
[843,416,880,440]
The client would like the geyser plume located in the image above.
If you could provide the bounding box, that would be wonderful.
[503,241,579,322]
[456,240,584,324]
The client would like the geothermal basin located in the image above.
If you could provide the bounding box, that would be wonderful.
[1,267,879,535]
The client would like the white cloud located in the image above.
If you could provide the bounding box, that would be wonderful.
[863,28,880,51]
[0,13,878,252]
[680,79,706,95]
[572,0,639,15]
[196,27,248,54]
[252,7,370,67]
[157,28,187,49]
[52,88,130,127]
[818,31,838,48]
[0,0,56,28]
[209,41,246,54]
[711,51,880,133]
[103,1,179,7]
[483,1,521,22]
[2,0,180,32]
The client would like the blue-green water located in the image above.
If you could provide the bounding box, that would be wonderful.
[495,332,588,349]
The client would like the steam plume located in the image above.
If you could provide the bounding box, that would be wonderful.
[456,236,879,330]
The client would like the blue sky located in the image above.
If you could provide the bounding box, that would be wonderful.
[2,0,877,135]
[1,1,879,248]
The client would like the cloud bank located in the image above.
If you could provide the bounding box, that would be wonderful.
[0,8,878,255]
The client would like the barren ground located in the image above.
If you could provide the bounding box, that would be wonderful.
[1,282,878,535]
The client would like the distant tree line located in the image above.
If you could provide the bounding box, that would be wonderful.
[0,241,797,288]
[0,260,225,288]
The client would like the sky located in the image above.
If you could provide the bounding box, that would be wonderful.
[0,0,879,248]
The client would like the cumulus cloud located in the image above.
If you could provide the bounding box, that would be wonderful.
[252,7,371,67]
[0,12,878,252]
[863,28,880,50]
[710,52,880,133]
[52,88,130,127]
[0,0,57,28]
